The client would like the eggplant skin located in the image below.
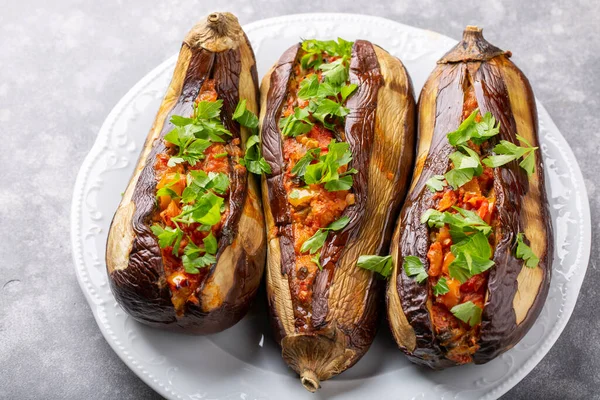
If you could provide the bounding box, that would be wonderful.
[387,26,553,368]
[260,40,416,390]
[105,13,266,334]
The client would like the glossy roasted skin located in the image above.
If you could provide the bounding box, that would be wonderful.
[105,13,266,334]
[387,26,553,368]
[261,40,415,390]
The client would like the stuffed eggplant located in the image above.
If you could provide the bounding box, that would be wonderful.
[106,13,267,334]
[387,26,553,368]
[260,38,415,390]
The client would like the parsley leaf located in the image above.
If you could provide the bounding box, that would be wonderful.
[425,174,446,192]
[448,232,495,283]
[516,233,539,268]
[445,145,483,189]
[240,134,272,175]
[280,107,314,137]
[340,84,358,102]
[300,216,350,254]
[319,58,349,86]
[304,140,355,191]
[433,276,449,296]
[482,134,538,177]
[357,255,393,278]
[447,109,500,146]
[203,231,218,255]
[298,74,320,100]
[403,256,428,283]
[311,253,323,270]
[151,224,183,255]
[291,148,321,178]
[450,301,483,327]
[181,241,216,274]
[232,99,259,130]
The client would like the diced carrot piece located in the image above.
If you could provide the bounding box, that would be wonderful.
[439,278,461,309]
[438,226,452,248]
[427,242,443,277]
[442,252,455,275]
[437,190,457,211]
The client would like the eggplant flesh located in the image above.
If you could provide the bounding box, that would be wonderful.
[387,26,553,368]
[105,13,266,334]
[260,40,416,390]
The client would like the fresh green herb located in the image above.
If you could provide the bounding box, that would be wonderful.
[421,207,495,283]
[447,109,500,146]
[312,98,350,129]
[291,148,321,178]
[232,99,271,175]
[447,232,495,283]
[181,241,216,274]
[303,141,356,191]
[357,255,393,278]
[433,276,449,296]
[165,100,232,166]
[232,99,259,130]
[311,253,322,270]
[300,216,350,254]
[203,231,218,255]
[425,175,446,193]
[319,58,349,86]
[482,134,538,177]
[181,170,229,203]
[172,191,224,227]
[150,225,183,256]
[421,206,491,237]
[300,38,353,70]
[214,152,228,158]
[240,134,272,175]
[340,84,358,102]
[403,255,428,283]
[298,74,320,100]
[450,301,483,327]
[279,107,314,137]
[516,233,539,268]
[445,145,483,189]
[156,173,181,199]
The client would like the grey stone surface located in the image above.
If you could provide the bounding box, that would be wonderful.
[0,0,598,399]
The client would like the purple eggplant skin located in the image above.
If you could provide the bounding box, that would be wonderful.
[260,40,416,391]
[387,26,553,368]
[105,13,266,334]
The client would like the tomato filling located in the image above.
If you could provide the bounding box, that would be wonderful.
[428,87,498,364]
[152,79,241,314]
[281,49,355,332]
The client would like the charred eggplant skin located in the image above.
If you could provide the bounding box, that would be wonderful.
[105,13,266,334]
[261,40,416,390]
[387,26,553,368]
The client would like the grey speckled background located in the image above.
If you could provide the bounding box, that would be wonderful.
[1,0,598,399]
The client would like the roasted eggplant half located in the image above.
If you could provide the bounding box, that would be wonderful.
[260,38,415,390]
[387,26,553,368]
[106,13,267,334]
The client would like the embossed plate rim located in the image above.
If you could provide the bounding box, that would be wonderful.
[71,13,591,400]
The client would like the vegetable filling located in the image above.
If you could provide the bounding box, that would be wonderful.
[407,85,541,364]
[279,39,357,332]
[151,78,266,315]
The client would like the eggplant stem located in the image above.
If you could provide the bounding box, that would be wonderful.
[300,370,320,393]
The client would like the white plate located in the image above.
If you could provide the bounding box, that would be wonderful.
[71,13,591,400]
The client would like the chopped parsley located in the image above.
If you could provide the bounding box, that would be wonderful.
[515,233,540,268]
[300,215,350,255]
[450,301,483,327]
[303,140,357,191]
[233,99,271,175]
[425,174,446,193]
[433,276,449,296]
[357,255,393,278]
[403,255,428,283]
[482,134,538,177]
